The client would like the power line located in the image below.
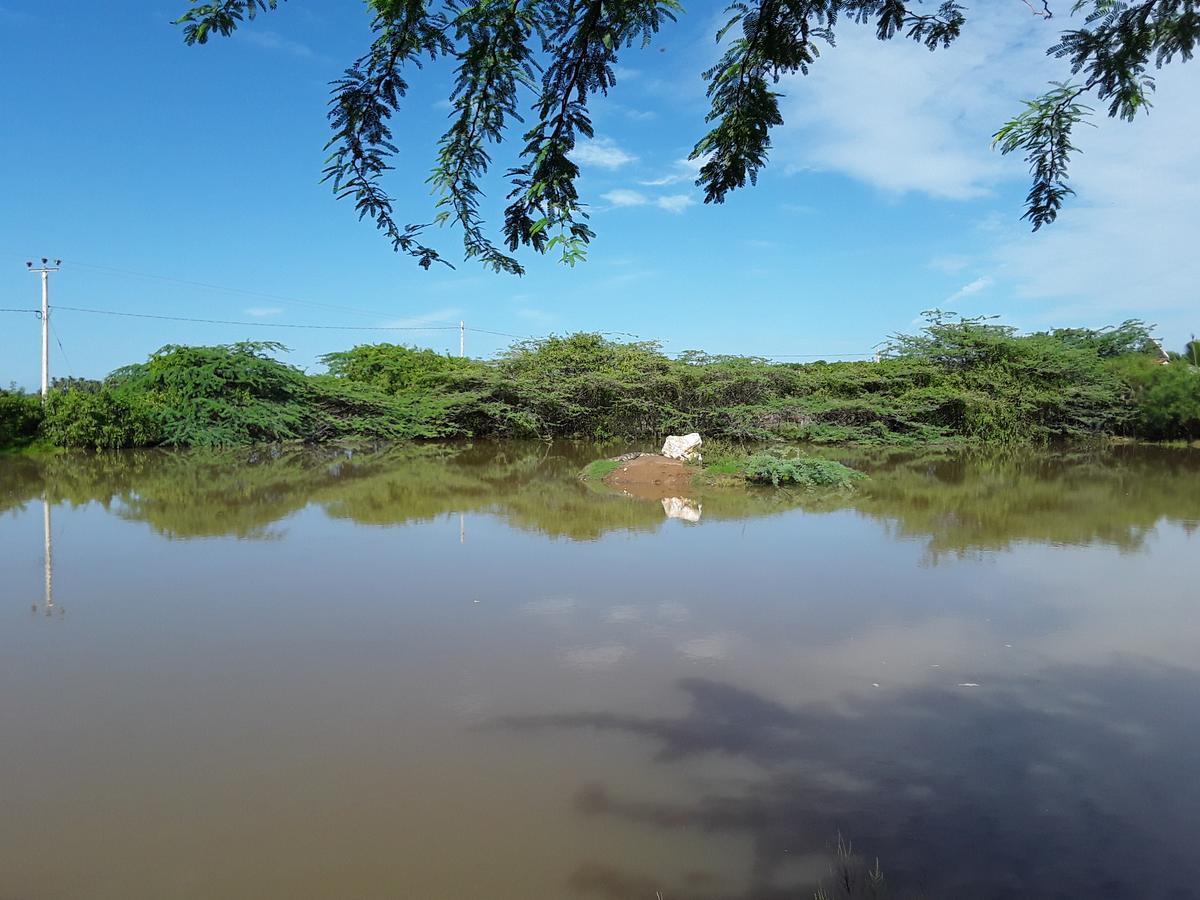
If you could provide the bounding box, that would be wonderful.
[0,308,39,314]
[61,259,461,325]
[53,304,462,332]
[49,320,75,378]
[468,327,531,339]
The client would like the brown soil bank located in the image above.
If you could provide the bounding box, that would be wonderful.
[602,454,696,499]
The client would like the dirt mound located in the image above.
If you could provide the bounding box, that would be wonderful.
[602,454,696,499]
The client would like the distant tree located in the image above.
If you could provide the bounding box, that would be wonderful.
[51,376,103,394]
[1185,336,1200,366]
[175,1,1198,272]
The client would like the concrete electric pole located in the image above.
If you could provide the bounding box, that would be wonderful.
[26,258,61,399]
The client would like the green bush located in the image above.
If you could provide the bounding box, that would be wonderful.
[319,343,469,393]
[42,389,161,450]
[1108,356,1200,440]
[109,342,311,447]
[0,389,43,449]
[742,452,866,488]
[18,318,1193,451]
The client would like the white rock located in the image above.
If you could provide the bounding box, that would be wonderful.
[661,432,702,461]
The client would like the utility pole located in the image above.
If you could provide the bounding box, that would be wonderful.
[1192,333,1198,367]
[460,320,465,358]
[26,258,61,399]
[43,496,54,616]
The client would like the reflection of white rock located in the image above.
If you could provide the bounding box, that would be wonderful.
[559,644,630,671]
[661,432,702,461]
[662,497,702,522]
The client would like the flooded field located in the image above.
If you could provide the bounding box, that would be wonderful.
[2,442,1199,899]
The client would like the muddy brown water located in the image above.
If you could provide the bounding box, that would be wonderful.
[1,441,1199,899]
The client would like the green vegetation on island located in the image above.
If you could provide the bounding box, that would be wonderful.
[2,315,1197,452]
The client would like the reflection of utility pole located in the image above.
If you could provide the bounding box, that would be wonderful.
[460,512,465,545]
[42,496,55,616]
[26,258,61,399]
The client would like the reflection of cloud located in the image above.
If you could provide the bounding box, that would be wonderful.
[657,601,690,623]
[499,663,1200,898]
[678,635,731,662]
[559,644,630,672]
[605,605,643,624]
[522,598,576,617]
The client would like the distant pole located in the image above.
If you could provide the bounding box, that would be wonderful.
[1192,333,1198,367]
[460,320,465,358]
[27,258,61,399]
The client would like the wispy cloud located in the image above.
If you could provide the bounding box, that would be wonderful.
[238,30,322,60]
[601,188,649,207]
[774,6,1062,199]
[244,307,283,318]
[655,194,695,214]
[601,188,696,213]
[381,307,461,329]
[945,276,994,304]
[0,5,34,24]
[928,254,972,274]
[573,137,636,169]
[638,156,702,187]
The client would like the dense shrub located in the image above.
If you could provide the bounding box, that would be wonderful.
[42,389,161,449]
[0,389,43,448]
[742,452,866,488]
[1108,356,1200,440]
[11,317,1195,450]
[108,342,312,446]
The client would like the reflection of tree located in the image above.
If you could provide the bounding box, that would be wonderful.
[2,443,1197,548]
[497,662,1200,898]
[843,445,1200,562]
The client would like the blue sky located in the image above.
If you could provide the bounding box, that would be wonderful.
[1,1,1197,387]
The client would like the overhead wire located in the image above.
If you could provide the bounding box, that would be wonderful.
[48,319,76,378]
[53,304,461,332]
[61,259,461,325]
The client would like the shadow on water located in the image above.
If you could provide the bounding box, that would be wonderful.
[496,660,1200,899]
[1,441,1198,551]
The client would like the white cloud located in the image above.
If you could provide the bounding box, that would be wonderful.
[655,194,696,213]
[928,254,972,274]
[238,30,319,59]
[638,156,703,187]
[990,63,1200,344]
[380,307,461,329]
[573,137,636,169]
[774,6,1064,198]
[244,307,283,318]
[945,276,994,304]
[764,5,1200,346]
[601,188,649,207]
[601,188,697,214]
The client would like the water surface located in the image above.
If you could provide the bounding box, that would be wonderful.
[2,442,1198,899]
